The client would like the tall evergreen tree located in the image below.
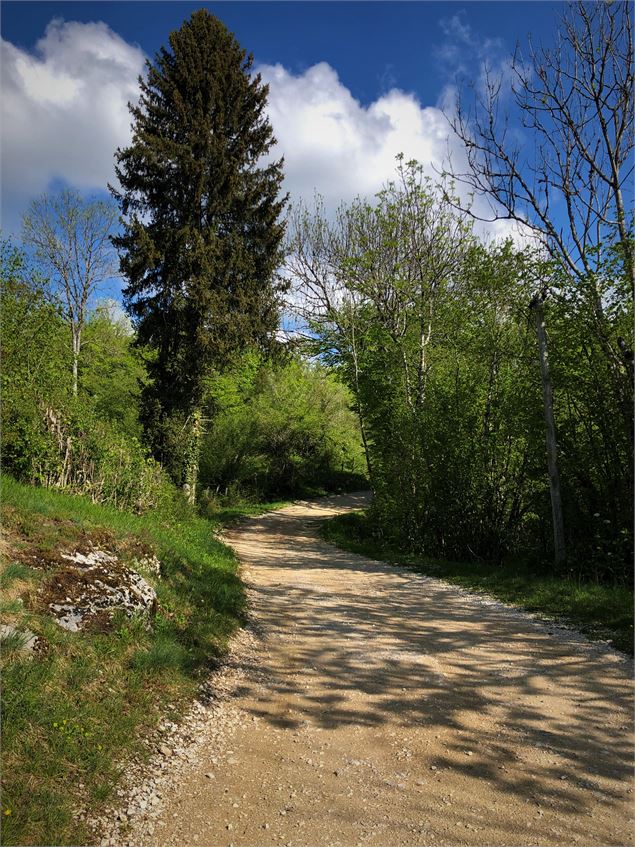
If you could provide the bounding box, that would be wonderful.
[111,10,287,495]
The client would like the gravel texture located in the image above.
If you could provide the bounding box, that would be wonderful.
[87,493,634,847]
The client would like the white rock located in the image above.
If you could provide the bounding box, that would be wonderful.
[48,549,157,632]
[0,624,39,654]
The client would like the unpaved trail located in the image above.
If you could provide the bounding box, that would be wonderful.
[132,493,633,847]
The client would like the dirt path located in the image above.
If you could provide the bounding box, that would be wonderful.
[130,493,633,847]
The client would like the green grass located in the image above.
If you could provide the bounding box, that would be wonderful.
[199,497,291,527]
[0,629,32,653]
[0,561,36,588]
[322,510,634,656]
[0,473,281,847]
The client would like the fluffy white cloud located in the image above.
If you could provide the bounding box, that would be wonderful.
[259,61,455,214]
[1,18,528,248]
[1,19,146,231]
[259,61,531,248]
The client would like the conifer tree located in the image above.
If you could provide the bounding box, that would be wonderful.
[111,10,286,496]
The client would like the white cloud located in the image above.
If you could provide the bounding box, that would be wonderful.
[259,61,532,249]
[1,19,146,231]
[259,61,456,216]
[1,18,528,249]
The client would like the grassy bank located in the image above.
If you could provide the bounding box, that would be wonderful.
[322,510,634,655]
[0,475,282,847]
[199,496,290,527]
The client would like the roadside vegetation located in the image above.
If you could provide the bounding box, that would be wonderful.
[0,79,362,847]
[1,3,632,844]
[0,268,359,845]
[322,510,634,655]
[289,167,632,588]
[287,1,632,591]
[1,474,249,845]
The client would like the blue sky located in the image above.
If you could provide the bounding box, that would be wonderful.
[1,1,565,300]
[2,2,562,108]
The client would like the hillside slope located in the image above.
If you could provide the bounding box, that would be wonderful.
[0,475,245,846]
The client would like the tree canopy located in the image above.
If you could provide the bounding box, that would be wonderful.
[111,9,287,485]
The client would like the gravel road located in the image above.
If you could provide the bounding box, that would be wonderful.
[113,493,633,847]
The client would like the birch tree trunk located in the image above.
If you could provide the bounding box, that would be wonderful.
[22,190,118,399]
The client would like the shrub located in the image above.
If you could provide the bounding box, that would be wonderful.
[199,352,367,499]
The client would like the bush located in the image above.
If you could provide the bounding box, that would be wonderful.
[6,398,172,512]
[1,241,171,512]
[199,352,367,499]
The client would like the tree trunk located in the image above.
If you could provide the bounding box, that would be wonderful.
[531,297,566,566]
[355,396,374,484]
[72,326,81,397]
[183,408,203,506]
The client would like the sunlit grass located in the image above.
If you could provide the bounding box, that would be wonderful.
[0,473,255,846]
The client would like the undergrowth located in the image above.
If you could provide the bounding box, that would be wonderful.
[322,510,634,656]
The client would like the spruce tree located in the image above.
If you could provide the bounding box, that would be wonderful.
[111,10,286,495]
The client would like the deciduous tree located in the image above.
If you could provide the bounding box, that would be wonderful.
[22,190,118,396]
[446,0,633,300]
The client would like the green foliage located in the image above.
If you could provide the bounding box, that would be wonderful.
[199,352,366,499]
[291,159,633,582]
[1,241,170,512]
[355,239,545,561]
[81,300,145,439]
[111,9,287,480]
[1,239,71,477]
[546,259,633,580]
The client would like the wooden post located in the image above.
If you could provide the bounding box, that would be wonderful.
[530,292,566,566]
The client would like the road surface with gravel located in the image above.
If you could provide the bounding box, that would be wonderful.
[116,493,633,847]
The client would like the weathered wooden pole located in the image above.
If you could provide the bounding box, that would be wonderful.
[530,290,566,566]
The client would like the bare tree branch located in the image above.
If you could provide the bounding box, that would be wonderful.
[22,190,119,396]
[443,1,633,303]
